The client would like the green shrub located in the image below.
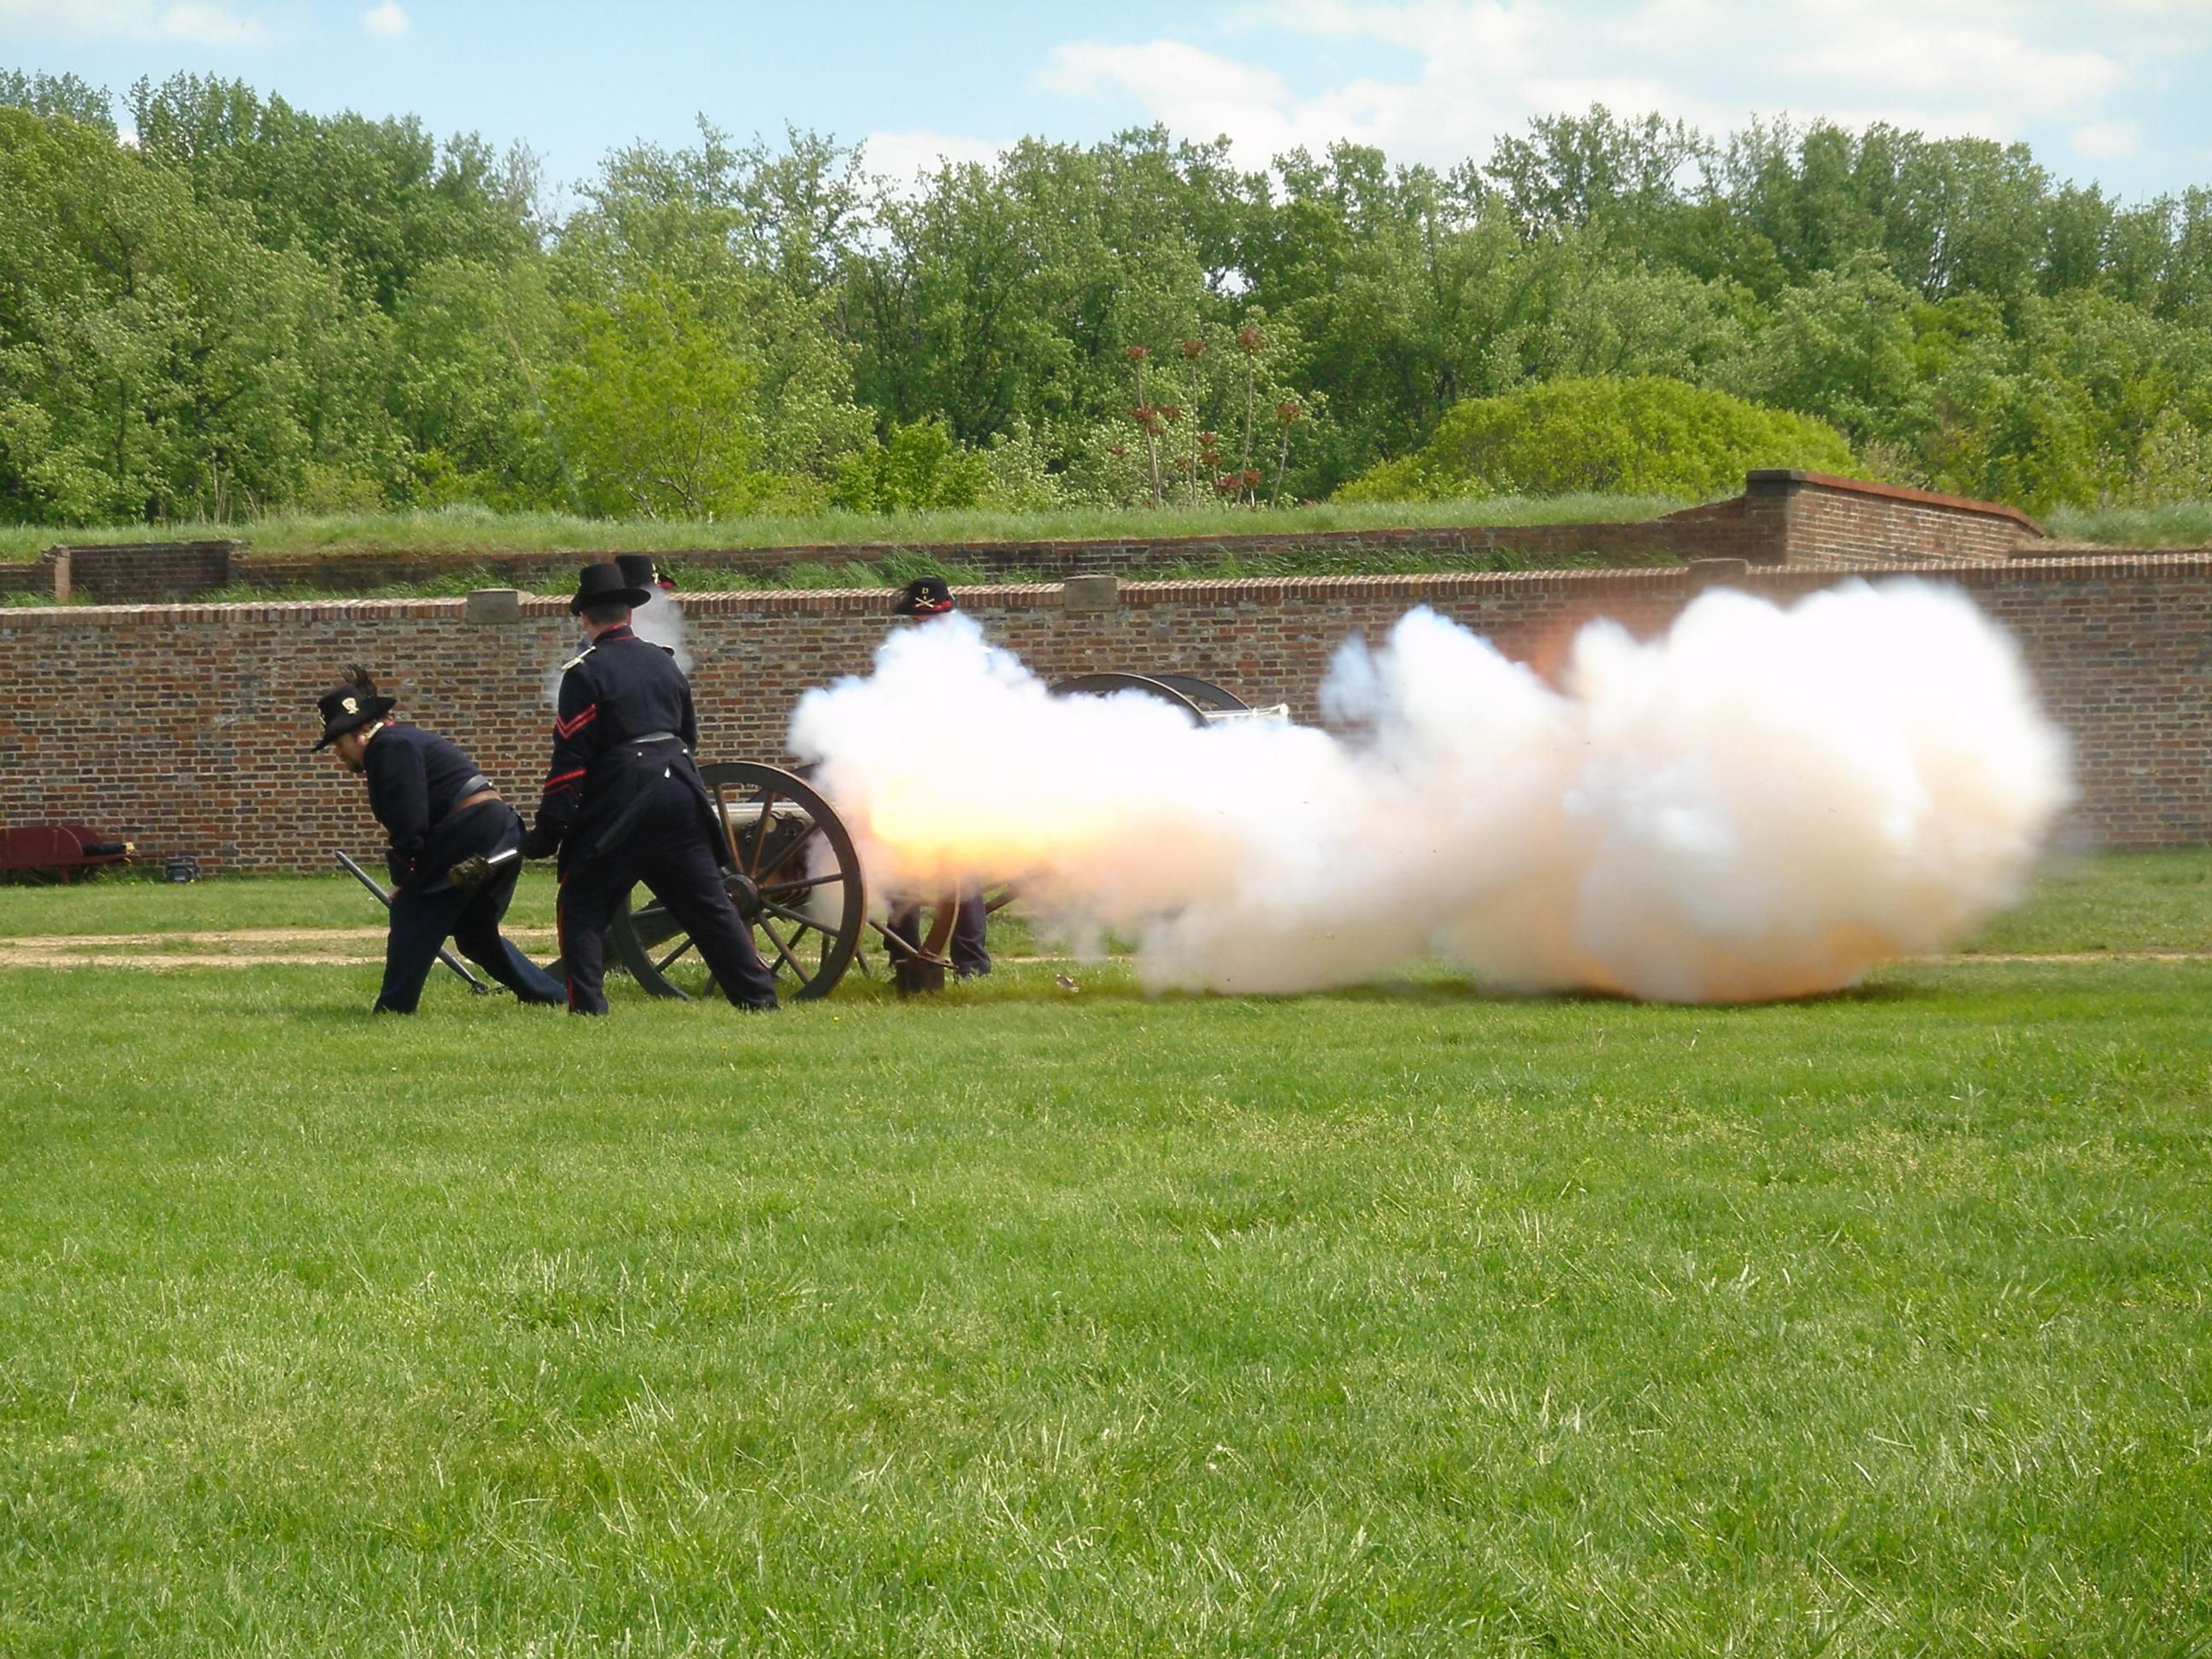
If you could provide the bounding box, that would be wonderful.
[1339,376,1858,503]
[831,421,990,514]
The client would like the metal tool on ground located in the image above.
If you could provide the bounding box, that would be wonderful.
[335,850,496,994]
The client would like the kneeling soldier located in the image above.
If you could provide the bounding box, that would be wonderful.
[313,666,565,1013]
[521,562,779,1015]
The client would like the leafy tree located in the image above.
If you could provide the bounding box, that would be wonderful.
[128,74,537,312]
[0,104,385,522]
[544,277,770,518]
[6,65,2212,525]
[386,257,569,508]
[1724,250,1926,445]
[0,70,112,130]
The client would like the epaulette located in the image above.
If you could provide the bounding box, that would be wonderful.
[559,645,596,673]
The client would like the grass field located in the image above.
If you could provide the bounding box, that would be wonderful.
[6,495,2209,575]
[3,855,2209,1654]
[0,496,1683,565]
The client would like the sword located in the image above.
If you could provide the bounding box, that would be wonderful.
[335,850,496,995]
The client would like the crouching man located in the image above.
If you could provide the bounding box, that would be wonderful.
[521,562,779,1015]
[313,667,565,1013]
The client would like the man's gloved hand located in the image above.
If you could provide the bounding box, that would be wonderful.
[446,853,491,892]
[519,823,562,861]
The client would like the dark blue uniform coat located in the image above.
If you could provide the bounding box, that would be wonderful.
[527,624,777,1014]
[357,722,562,1013]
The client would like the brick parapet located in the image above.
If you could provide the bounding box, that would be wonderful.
[1750,471,2040,569]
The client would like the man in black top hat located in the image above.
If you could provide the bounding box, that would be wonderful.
[314,667,564,1013]
[884,576,991,977]
[521,562,779,1014]
[616,552,671,597]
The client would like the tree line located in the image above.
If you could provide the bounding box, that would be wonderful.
[4,66,2211,526]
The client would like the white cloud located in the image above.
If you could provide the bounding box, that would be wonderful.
[2073,120,2143,160]
[359,1,410,39]
[1037,0,2184,175]
[861,127,1006,190]
[1041,40,1310,156]
[0,0,272,45]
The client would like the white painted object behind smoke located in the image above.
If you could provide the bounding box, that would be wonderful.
[542,586,694,709]
[629,586,694,675]
[789,582,2072,1003]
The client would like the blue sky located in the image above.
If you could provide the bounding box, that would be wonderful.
[6,2,2210,203]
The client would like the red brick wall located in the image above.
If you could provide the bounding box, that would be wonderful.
[1756,471,2040,567]
[2,554,2205,868]
[52,541,241,603]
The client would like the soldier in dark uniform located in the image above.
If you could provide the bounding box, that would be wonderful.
[885,577,993,978]
[313,666,564,1013]
[521,562,780,1015]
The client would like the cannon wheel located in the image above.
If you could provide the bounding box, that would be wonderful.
[608,762,866,1002]
[1142,674,1249,714]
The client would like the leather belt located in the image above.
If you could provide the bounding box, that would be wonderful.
[627,730,681,745]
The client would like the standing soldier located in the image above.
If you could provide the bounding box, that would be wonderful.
[885,577,993,978]
[521,562,780,1014]
[313,666,565,1013]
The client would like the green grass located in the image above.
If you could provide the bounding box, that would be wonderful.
[1969,846,2212,952]
[0,495,1684,565]
[2,854,2209,1654]
[2045,499,2212,547]
[16,846,2207,952]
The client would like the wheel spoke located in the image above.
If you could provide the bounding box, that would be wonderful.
[710,782,741,870]
[756,821,817,881]
[760,900,831,932]
[743,789,781,876]
[654,937,697,973]
[759,869,845,899]
[757,917,806,981]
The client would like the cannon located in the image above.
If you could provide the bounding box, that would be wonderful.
[0,823,135,882]
[603,672,1271,1001]
[1046,673,1283,726]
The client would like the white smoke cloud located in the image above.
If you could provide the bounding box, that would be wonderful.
[790,582,2072,1002]
[627,586,692,675]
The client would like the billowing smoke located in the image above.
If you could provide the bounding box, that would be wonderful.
[628,585,694,673]
[790,581,2072,1002]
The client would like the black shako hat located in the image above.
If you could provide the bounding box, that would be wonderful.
[893,575,955,617]
[569,560,653,615]
[616,552,671,592]
[312,672,396,751]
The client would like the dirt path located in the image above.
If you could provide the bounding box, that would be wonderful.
[2,935,2210,974]
[0,926,558,971]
